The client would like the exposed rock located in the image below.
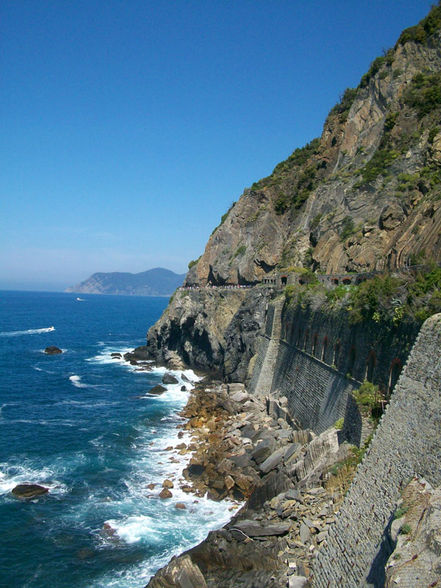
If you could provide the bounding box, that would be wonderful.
[259,446,286,474]
[175,502,186,510]
[231,519,291,537]
[159,488,173,499]
[11,484,49,499]
[162,479,174,489]
[147,555,207,588]
[148,385,167,395]
[162,373,179,385]
[44,346,62,355]
[379,203,405,231]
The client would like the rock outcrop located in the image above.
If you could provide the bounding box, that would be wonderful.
[147,288,271,381]
[44,346,62,355]
[11,484,49,499]
[185,16,441,286]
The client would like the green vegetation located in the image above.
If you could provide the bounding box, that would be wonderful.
[325,437,372,498]
[347,266,441,325]
[334,418,344,430]
[274,191,290,215]
[407,264,441,321]
[404,72,441,118]
[359,51,394,88]
[326,284,353,304]
[356,148,399,185]
[234,244,246,258]
[273,138,320,176]
[348,274,402,324]
[284,284,296,304]
[429,126,440,144]
[384,111,399,131]
[397,2,441,46]
[394,506,409,520]
[400,523,412,535]
[188,256,201,270]
[310,213,322,231]
[330,87,358,121]
[353,380,384,422]
[340,216,356,241]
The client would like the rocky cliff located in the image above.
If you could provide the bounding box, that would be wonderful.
[144,7,441,587]
[186,6,441,286]
[146,287,271,382]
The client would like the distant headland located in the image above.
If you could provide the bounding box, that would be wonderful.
[65,267,185,297]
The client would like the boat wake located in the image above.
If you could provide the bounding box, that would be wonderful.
[0,326,55,337]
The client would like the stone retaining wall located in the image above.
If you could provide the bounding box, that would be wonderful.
[313,313,441,587]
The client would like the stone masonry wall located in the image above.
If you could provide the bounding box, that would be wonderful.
[313,313,441,587]
[250,296,419,444]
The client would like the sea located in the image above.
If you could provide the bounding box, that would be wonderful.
[0,291,234,587]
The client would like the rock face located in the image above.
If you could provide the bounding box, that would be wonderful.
[184,23,441,286]
[146,288,271,381]
[66,267,185,296]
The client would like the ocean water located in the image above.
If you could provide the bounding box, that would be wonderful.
[0,291,234,587]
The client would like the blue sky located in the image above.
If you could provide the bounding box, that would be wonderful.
[0,0,433,290]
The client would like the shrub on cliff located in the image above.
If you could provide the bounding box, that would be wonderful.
[348,274,401,324]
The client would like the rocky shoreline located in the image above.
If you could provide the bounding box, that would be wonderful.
[146,375,355,588]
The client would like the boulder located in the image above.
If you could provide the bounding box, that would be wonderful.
[162,479,174,489]
[11,484,49,499]
[251,438,275,465]
[147,554,207,588]
[175,502,186,510]
[159,488,173,499]
[231,519,291,537]
[187,463,205,476]
[231,391,249,403]
[148,385,167,395]
[44,346,62,355]
[288,577,308,588]
[162,373,179,385]
[259,446,286,474]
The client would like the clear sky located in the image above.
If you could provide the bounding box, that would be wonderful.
[0,0,433,291]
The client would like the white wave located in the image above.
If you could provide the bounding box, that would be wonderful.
[86,347,135,367]
[0,326,55,337]
[33,365,55,374]
[69,375,89,388]
[0,462,68,496]
[104,515,164,544]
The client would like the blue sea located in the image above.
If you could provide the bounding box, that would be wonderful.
[0,291,233,587]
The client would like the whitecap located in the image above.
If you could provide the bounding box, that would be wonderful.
[104,515,163,544]
[69,375,89,388]
[0,326,55,337]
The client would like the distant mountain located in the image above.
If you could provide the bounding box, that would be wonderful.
[66,268,186,296]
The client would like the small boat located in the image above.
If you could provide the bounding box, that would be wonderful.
[48,326,55,331]
[76,297,85,302]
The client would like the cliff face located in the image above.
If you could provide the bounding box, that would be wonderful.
[186,18,441,286]
[146,288,271,381]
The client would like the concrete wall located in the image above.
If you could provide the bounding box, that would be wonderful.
[313,313,441,587]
